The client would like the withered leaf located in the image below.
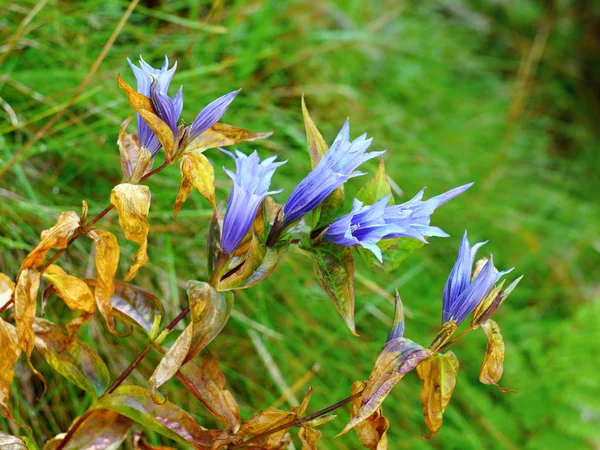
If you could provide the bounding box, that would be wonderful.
[43,409,133,450]
[0,273,15,310]
[173,152,216,217]
[87,230,120,334]
[479,319,514,392]
[300,240,357,335]
[133,431,176,450]
[118,116,153,184]
[349,381,389,450]
[14,268,41,357]
[138,109,175,160]
[0,432,27,449]
[34,318,109,398]
[241,408,295,449]
[177,353,240,432]
[186,123,273,153]
[93,385,217,448]
[0,318,20,419]
[150,282,233,391]
[416,351,459,438]
[298,426,322,450]
[110,183,150,282]
[117,75,155,115]
[21,211,80,270]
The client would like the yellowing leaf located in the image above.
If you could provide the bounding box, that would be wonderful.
[186,123,273,154]
[88,230,121,334]
[117,75,156,115]
[43,409,133,450]
[177,354,240,432]
[356,158,394,206]
[21,211,80,270]
[298,426,322,450]
[349,381,389,450]
[150,282,233,392]
[416,351,459,438]
[110,184,150,282]
[0,318,20,419]
[0,273,15,310]
[93,385,218,448]
[34,318,110,398]
[241,408,295,449]
[118,116,153,184]
[0,432,27,449]
[173,152,215,217]
[138,109,175,161]
[479,319,515,393]
[14,268,41,357]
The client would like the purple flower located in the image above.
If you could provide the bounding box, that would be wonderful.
[128,56,180,154]
[442,231,513,325]
[282,120,385,227]
[221,150,286,254]
[323,195,407,262]
[322,183,473,261]
[188,90,241,142]
[383,183,474,242]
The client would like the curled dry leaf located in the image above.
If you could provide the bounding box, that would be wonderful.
[177,353,240,432]
[138,109,175,160]
[118,117,153,183]
[298,426,322,450]
[33,318,110,398]
[14,268,41,358]
[173,152,216,217]
[43,265,96,336]
[349,381,389,450]
[93,385,218,448]
[241,408,296,449]
[186,123,273,154]
[149,282,234,392]
[0,432,27,449]
[416,351,459,438]
[43,409,133,450]
[117,74,155,114]
[0,273,15,310]
[479,319,515,392]
[110,183,150,282]
[87,230,120,334]
[21,211,80,270]
[0,318,20,419]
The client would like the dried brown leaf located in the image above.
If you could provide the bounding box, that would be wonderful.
[88,230,121,334]
[416,351,459,438]
[0,318,20,419]
[14,268,41,357]
[349,381,388,449]
[21,212,80,270]
[0,432,27,449]
[298,426,322,450]
[133,431,177,449]
[173,152,216,217]
[241,408,295,449]
[43,409,133,450]
[117,75,156,114]
[138,109,175,160]
[186,123,273,153]
[479,320,515,393]
[0,273,15,310]
[110,183,150,281]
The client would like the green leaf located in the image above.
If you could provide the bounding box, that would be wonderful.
[92,386,217,448]
[355,158,394,206]
[218,233,290,291]
[43,410,133,450]
[300,239,357,335]
[33,319,109,398]
[358,237,425,273]
[301,96,346,230]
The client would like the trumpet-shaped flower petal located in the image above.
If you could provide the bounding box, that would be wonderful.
[188,90,241,142]
[282,120,385,227]
[221,150,286,254]
[442,232,513,325]
[128,56,181,154]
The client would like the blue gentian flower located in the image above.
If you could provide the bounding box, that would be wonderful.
[282,120,385,227]
[221,150,286,254]
[323,195,408,262]
[128,56,180,154]
[322,183,473,261]
[128,56,240,155]
[383,183,474,242]
[442,231,513,325]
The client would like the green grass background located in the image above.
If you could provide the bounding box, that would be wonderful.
[1,0,599,448]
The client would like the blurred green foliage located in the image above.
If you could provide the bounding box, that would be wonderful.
[1,0,599,448]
